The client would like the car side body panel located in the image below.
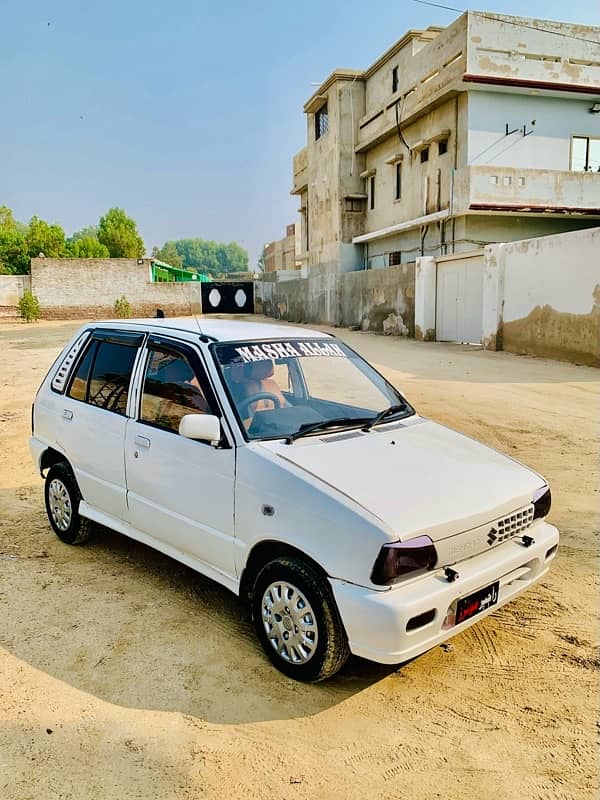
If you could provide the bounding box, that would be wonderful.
[233,442,393,588]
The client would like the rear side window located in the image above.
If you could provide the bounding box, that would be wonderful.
[67,340,98,402]
[87,341,138,415]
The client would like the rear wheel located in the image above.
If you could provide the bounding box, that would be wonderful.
[44,463,92,545]
[251,556,349,682]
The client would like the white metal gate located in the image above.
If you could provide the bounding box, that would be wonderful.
[436,252,484,344]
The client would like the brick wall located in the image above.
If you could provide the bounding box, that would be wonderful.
[30,258,199,319]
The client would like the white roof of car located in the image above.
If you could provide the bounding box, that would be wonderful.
[96,317,331,343]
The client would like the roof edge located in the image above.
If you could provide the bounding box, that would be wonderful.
[363,25,448,80]
[303,70,364,113]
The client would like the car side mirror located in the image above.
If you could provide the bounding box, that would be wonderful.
[179,414,221,446]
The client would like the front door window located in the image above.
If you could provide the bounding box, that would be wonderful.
[140,349,212,434]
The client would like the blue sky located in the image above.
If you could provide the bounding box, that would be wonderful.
[1,0,598,265]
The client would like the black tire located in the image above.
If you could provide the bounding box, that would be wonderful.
[44,463,92,545]
[251,556,349,682]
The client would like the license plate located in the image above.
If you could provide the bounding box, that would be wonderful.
[455,581,499,625]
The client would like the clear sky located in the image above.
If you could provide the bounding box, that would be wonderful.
[2,0,598,265]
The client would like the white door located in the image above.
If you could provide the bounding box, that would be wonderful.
[124,338,236,579]
[436,254,483,343]
[56,331,144,521]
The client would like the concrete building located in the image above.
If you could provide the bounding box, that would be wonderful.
[291,11,600,271]
[264,224,300,272]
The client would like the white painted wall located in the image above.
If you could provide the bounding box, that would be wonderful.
[500,227,600,320]
[414,257,436,339]
[479,226,600,362]
[0,275,31,306]
[468,92,600,170]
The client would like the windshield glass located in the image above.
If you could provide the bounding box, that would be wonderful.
[213,338,413,441]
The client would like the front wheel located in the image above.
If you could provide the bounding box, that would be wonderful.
[44,463,92,545]
[251,557,349,682]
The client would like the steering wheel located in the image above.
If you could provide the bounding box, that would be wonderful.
[238,391,283,417]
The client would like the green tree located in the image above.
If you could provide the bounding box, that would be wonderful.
[152,241,183,268]
[223,241,248,274]
[98,207,145,258]
[65,236,110,258]
[0,206,17,230]
[0,228,29,274]
[26,216,66,258]
[0,206,29,273]
[70,225,101,242]
[161,238,248,275]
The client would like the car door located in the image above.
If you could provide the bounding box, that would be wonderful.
[56,329,145,521]
[124,335,236,579]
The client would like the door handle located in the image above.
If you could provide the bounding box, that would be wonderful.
[62,409,73,421]
[134,435,151,448]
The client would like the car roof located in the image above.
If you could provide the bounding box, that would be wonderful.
[91,317,332,343]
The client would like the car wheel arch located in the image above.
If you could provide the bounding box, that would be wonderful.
[40,447,70,477]
[239,540,330,604]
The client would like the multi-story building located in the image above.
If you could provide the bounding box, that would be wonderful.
[291,11,600,271]
[264,223,300,272]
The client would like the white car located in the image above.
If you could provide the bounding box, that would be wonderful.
[30,318,558,681]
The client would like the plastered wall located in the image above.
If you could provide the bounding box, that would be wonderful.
[491,227,600,365]
[255,263,415,335]
[0,275,31,311]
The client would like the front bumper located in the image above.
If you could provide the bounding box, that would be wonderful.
[330,520,559,665]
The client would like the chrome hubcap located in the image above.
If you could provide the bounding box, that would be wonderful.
[261,581,318,664]
[48,479,72,532]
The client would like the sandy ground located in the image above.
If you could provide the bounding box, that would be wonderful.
[0,317,598,800]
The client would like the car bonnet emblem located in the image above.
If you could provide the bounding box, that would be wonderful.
[487,527,498,546]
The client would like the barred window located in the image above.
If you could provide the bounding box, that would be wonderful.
[315,103,329,140]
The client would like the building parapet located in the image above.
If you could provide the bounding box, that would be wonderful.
[465,12,600,94]
[452,166,600,217]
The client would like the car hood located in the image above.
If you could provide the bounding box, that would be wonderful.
[266,417,544,542]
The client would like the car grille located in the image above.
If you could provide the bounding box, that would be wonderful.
[489,505,534,545]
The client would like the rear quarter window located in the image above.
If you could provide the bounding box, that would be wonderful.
[67,340,98,402]
[87,341,138,415]
[51,331,92,393]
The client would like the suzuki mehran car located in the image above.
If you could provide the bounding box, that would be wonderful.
[30,319,558,681]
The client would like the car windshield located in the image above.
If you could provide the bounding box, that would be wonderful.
[213,338,413,441]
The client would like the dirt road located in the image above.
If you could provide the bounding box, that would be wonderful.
[0,318,598,800]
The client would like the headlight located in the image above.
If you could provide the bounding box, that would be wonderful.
[371,535,437,586]
[533,485,551,520]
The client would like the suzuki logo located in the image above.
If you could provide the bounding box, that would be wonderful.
[487,527,498,546]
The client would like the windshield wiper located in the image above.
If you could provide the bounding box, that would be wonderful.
[285,416,373,444]
[361,403,407,432]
